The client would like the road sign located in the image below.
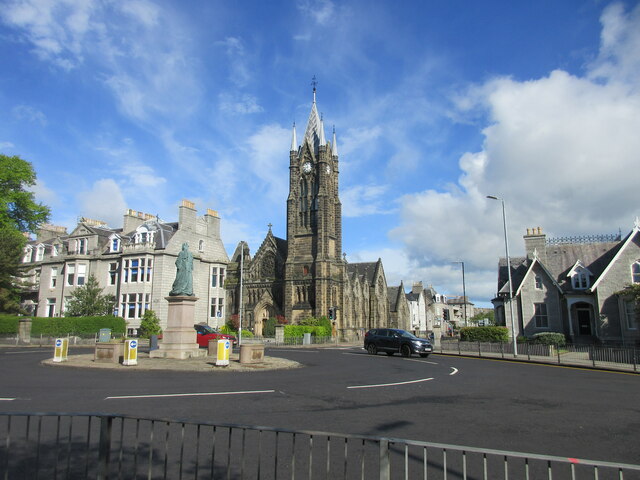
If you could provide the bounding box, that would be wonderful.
[216,339,230,366]
[123,339,138,366]
[53,338,68,363]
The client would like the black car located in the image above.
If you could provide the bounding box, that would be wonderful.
[364,328,433,358]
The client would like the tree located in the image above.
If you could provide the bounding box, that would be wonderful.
[0,155,50,314]
[64,274,116,317]
[616,284,640,325]
[0,154,50,232]
[139,310,162,338]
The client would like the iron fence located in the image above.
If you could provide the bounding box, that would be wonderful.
[438,340,639,372]
[1,413,639,479]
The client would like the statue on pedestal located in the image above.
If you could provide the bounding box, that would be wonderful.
[170,243,194,296]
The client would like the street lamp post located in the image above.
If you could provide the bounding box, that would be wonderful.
[453,261,467,327]
[486,195,518,356]
[238,241,245,347]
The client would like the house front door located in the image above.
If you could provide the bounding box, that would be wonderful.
[577,308,591,335]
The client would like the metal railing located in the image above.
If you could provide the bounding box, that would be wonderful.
[438,340,639,372]
[1,413,639,479]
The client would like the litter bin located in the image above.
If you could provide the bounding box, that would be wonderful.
[98,328,111,343]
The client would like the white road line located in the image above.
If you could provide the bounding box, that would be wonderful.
[4,350,50,354]
[106,389,275,400]
[272,350,319,353]
[450,367,459,376]
[405,358,439,365]
[0,398,16,401]
[347,378,433,389]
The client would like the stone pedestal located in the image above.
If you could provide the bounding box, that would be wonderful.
[18,318,32,344]
[239,344,265,364]
[150,296,204,359]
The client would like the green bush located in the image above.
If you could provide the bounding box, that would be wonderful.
[0,315,19,334]
[263,317,277,337]
[0,315,126,336]
[531,332,566,346]
[138,310,162,338]
[283,324,331,338]
[459,326,509,343]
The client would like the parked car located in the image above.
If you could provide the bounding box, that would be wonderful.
[194,324,237,348]
[364,328,433,358]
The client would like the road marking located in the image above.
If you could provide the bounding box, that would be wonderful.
[4,350,51,354]
[347,378,433,389]
[0,398,16,401]
[450,367,459,375]
[405,358,438,365]
[272,350,319,353]
[106,389,275,400]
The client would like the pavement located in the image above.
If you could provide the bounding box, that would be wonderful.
[41,350,303,372]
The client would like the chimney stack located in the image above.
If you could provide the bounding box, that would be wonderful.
[524,226,546,262]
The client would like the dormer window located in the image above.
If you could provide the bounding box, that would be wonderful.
[22,246,33,263]
[135,226,155,245]
[73,238,88,254]
[571,268,590,290]
[35,245,45,262]
[632,261,640,284]
[109,235,121,253]
[568,261,592,291]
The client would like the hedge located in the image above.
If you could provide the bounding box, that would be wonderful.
[531,332,566,346]
[0,315,126,336]
[459,326,509,343]
[284,325,331,338]
[0,315,19,334]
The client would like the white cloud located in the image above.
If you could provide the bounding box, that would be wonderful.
[76,179,127,227]
[391,2,640,304]
[297,0,335,26]
[12,105,48,126]
[341,184,393,217]
[244,123,291,203]
[219,93,263,114]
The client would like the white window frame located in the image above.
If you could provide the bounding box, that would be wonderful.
[50,267,58,288]
[46,298,56,317]
[35,245,45,262]
[534,303,548,328]
[76,264,87,286]
[66,264,75,286]
[534,275,543,290]
[22,246,33,263]
[624,300,637,330]
[632,261,640,284]
[571,268,590,290]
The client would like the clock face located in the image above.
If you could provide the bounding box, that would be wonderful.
[302,162,312,173]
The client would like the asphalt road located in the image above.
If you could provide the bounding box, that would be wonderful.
[1,345,638,465]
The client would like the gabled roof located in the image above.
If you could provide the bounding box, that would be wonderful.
[514,256,563,296]
[591,225,640,291]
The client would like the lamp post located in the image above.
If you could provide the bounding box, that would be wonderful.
[452,261,467,327]
[486,195,518,356]
[238,241,245,347]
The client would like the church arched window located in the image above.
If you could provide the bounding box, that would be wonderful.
[299,179,308,227]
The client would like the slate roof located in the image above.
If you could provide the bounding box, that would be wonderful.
[498,236,626,295]
[346,262,379,286]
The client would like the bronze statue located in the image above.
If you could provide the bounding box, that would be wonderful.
[170,243,194,296]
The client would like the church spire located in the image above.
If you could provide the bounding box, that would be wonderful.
[332,125,338,157]
[319,114,326,146]
[290,122,297,152]
[303,77,322,153]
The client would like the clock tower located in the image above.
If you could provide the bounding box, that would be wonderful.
[284,86,343,323]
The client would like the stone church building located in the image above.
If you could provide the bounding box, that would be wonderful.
[225,90,403,339]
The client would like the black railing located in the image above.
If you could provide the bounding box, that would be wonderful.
[438,340,639,372]
[1,413,639,479]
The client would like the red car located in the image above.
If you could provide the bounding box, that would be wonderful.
[194,324,237,348]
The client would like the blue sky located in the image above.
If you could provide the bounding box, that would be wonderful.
[1,0,639,307]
